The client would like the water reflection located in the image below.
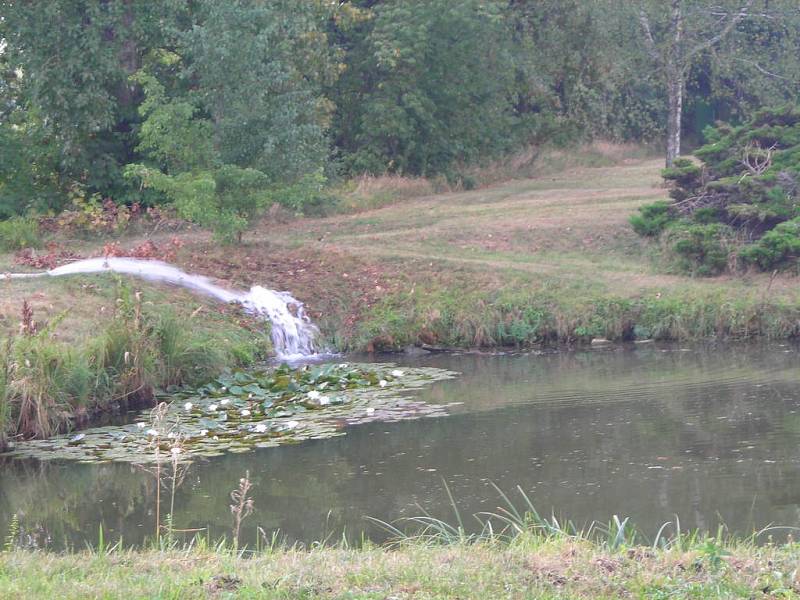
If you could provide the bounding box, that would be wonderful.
[2,343,799,548]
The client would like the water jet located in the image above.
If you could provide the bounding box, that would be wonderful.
[2,257,320,359]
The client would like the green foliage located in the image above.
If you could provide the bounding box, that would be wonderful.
[2,1,182,201]
[270,169,334,216]
[509,1,664,144]
[125,72,270,241]
[666,224,733,276]
[635,105,800,273]
[739,218,800,270]
[125,164,269,243]
[56,184,132,235]
[0,217,42,251]
[0,283,269,442]
[183,0,335,181]
[629,201,677,237]
[123,2,338,241]
[3,0,800,229]
[661,158,704,202]
[335,0,519,176]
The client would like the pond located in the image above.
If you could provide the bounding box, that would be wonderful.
[1,343,799,549]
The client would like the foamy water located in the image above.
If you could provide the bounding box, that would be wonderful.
[2,257,321,359]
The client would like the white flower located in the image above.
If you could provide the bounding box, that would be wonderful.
[220,387,227,391]
[366,407,375,415]
[307,390,321,400]
[212,435,219,441]
[208,404,218,412]
[286,420,299,429]
[391,370,404,377]
[379,380,387,388]
[184,402,193,411]
[339,363,348,368]
[220,399,230,406]
[254,423,268,433]
[146,428,158,436]
[198,429,208,436]
[170,447,181,455]
[240,409,251,417]
[136,422,146,429]
[167,432,176,439]
[318,396,331,406]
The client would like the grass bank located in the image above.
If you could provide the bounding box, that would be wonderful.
[0,277,270,449]
[2,532,798,598]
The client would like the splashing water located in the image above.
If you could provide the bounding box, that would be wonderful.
[2,257,321,359]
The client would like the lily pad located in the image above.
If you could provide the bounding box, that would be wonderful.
[2,363,458,464]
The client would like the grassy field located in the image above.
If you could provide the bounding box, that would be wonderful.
[2,144,799,352]
[2,535,799,599]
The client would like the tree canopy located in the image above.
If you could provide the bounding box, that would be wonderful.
[1,0,799,239]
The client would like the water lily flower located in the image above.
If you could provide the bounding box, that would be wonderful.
[286,420,299,429]
[167,432,176,439]
[136,422,147,429]
[319,396,331,406]
[170,447,181,455]
[208,404,218,412]
[379,380,387,388]
[240,409,251,417]
[339,363,348,368]
[366,407,375,415]
[220,399,230,406]
[212,435,219,441]
[307,390,321,400]
[254,423,268,433]
[391,370,404,377]
[184,402,193,411]
[146,429,158,436]
[198,429,208,436]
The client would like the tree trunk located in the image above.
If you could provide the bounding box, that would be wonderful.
[665,72,683,168]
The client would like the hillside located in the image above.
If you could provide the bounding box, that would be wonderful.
[2,148,799,351]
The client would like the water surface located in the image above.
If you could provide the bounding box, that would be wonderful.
[2,343,799,548]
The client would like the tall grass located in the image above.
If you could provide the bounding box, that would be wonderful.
[0,340,10,451]
[0,282,270,444]
[352,284,800,351]
[366,482,781,558]
[0,216,42,252]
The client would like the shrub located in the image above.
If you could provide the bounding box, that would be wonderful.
[633,105,800,274]
[629,201,677,237]
[271,169,337,217]
[661,158,703,201]
[739,218,800,270]
[0,217,42,252]
[666,224,732,276]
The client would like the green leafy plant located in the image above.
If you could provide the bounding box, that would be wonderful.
[629,201,677,237]
[0,217,41,251]
[739,217,800,270]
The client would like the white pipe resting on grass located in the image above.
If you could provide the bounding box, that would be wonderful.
[2,257,321,359]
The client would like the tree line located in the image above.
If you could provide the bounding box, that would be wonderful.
[1,0,799,239]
